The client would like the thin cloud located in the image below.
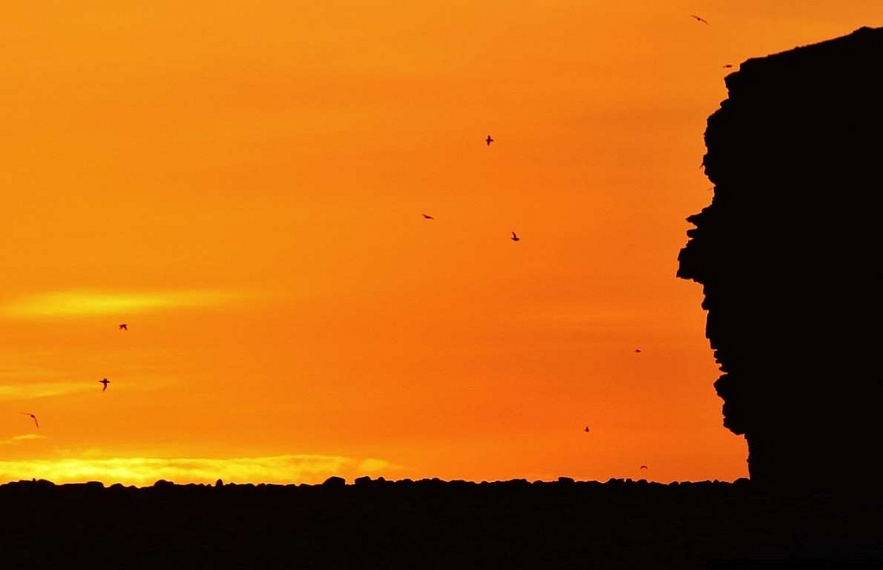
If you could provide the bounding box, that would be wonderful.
[1,290,247,319]
[0,454,403,486]
[0,434,47,446]
[357,458,392,473]
[0,373,179,402]
[0,381,96,400]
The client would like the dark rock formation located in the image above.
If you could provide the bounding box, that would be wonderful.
[678,26,883,491]
[323,475,347,487]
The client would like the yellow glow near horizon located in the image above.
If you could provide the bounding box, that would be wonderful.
[0,454,398,486]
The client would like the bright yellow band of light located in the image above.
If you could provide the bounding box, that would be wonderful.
[0,454,397,486]
[1,290,245,319]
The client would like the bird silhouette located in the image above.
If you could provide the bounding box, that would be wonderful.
[486,135,494,146]
[640,465,648,469]
[119,323,127,331]
[635,349,642,353]
[100,378,110,392]
[511,231,520,242]
[422,214,434,220]
[21,412,39,428]
[723,64,734,68]
[690,14,709,24]
[584,426,590,433]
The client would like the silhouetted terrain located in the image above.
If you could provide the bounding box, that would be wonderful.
[1,478,881,569]
[678,26,883,492]
[6,27,883,570]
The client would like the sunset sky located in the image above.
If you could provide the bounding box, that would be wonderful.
[1,2,880,486]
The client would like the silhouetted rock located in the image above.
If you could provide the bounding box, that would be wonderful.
[678,26,883,493]
[322,475,346,487]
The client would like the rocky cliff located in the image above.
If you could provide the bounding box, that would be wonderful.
[678,27,883,491]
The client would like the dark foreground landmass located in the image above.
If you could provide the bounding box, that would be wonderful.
[1,477,881,569]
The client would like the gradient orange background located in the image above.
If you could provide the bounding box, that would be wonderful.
[1,2,880,486]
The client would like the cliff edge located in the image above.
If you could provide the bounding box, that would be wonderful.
[678,26,883,491]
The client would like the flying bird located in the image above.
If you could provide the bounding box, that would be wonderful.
[486,135,494,146]
[21,412,39,428]
[584,426,590,433]
[640,465,648,470]
[100,378,110,392]
[511,231,520,242]
[690,14,709,24]
[119,323,128,331]
[635,349,642,353]
[422,214,434,220]
[723,64,734,68]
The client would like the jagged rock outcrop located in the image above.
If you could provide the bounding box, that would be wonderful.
[678,27,883,491]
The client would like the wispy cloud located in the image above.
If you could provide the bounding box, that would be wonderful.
[0,381,96,400]
[1,290,246,319]
[0,454,400,486]
[0,370,178,402]
[0,434,47,446]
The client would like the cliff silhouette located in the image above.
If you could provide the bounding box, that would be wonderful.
[678,26,883,492]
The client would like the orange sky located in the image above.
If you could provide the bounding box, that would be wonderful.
[1,2,881,486]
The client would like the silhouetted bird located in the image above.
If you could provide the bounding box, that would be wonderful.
[422,214,434,220]
[640,465,648,469]
[486,135,494,146]
[21,412,39,428]
[584,426,590,433]
[511,231,520,242]
[690,14,709,24]
[635,349,642,353]
[119,323,127,331]
[100,378,110,392]
[723,64,733,68]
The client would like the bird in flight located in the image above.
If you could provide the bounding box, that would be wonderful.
[584,426,590,433]
[640,465,648,470]
[119,323,128,331]
[690,14,709,24]
[422,214,434,220]
[21,412,39,428]
[635,349,642,353]
[723,64,734,68]
[100,378,110,392]
[511,231,520,242]
[486,135,494,146]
